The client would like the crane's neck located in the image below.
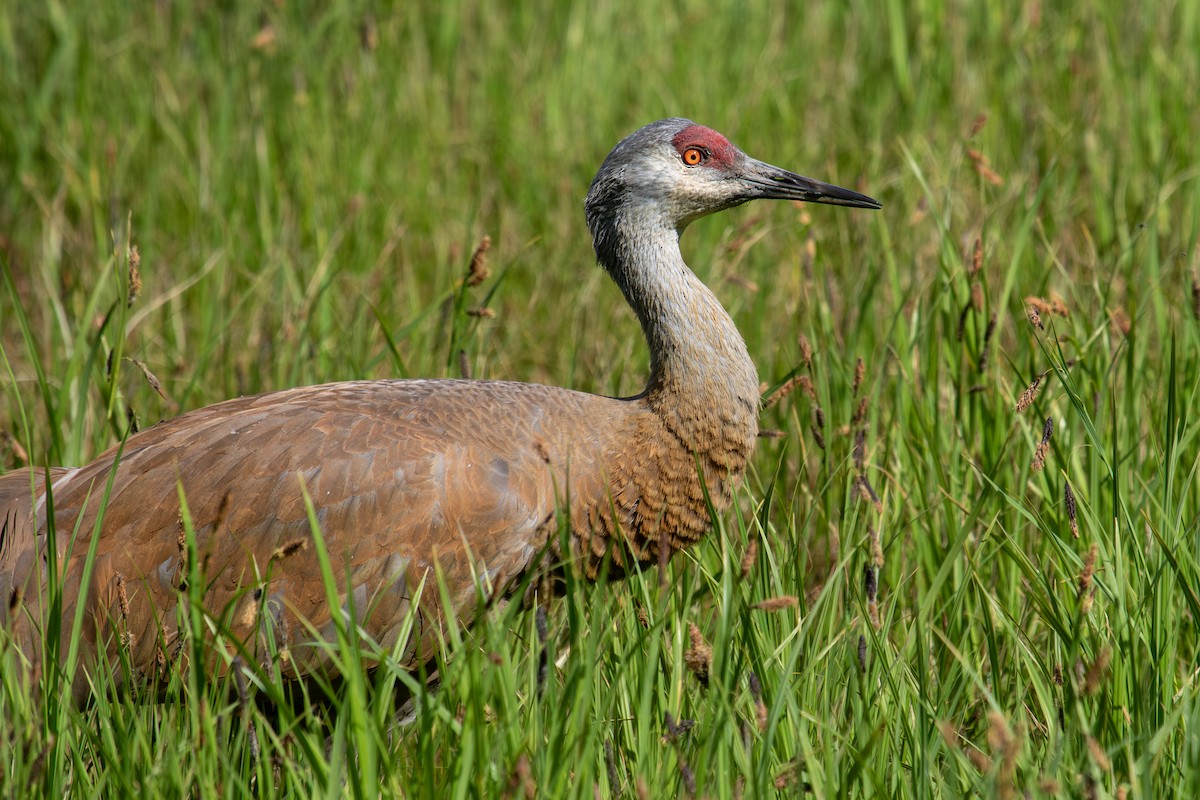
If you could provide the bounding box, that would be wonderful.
[595,211,760,450]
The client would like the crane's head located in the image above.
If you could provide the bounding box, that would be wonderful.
[586,118,880,247]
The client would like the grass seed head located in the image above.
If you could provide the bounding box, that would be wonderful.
[467,306,495,318]
[853,427,866,470]
[971,281,984,312]
[127,245,142,307]
[763,375,810,408]
[852,357,865,396]
[1065,481,1079,538]
[1109,306,1131,336]
[810,424,826,450]
[1031,440,1049,472]
[857,474,883,513]
[1083,646,1112,694]
[466,235,491,286]
[857,633,868,671]
[969,113,989,138]
[753,595,799,611]
[1078,543,1097,600]
[1015,374,1044,413]
[797,334,813,367]
[684,622,712,686]
[1086,736,1111,771]
[1027,305,1044,330]
[1192,271,1200,320]
[271,538,307,562]
[969,238,983,276]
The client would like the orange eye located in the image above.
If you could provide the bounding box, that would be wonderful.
[682,147,705,166]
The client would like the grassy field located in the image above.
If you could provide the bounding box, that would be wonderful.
[2,1,1199,797]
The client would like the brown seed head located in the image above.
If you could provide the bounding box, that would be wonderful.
[857,474,883,513]
[739,536,758,579]
[797,334,813,367]
[1078,543,1097,600]
[271,538,308,562]
[1082,646,1112,695]
[1065,481,1079,538]
[1027,305,1044,331]
[970,237,984,276]
[810,425,826,450]
[1015,374,1043,413]
[1192,272,1200,321]
[971,281,984,312]
[1086,736,1111,771]
[684,623,712,686]
[127,245,142,308]
[753,595,799,612]
[466,235,491,286]
[852,358,865,397]
[1031,440,1049,472]
[467,306,495,318]
[969,113,988,138]
[1110,306,1131,337]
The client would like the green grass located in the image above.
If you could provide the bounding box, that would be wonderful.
[2,0,1200,796]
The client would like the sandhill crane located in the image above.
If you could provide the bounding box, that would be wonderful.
[0,119,879,700]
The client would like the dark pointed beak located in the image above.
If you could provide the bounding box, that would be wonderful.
[740,157,881,209]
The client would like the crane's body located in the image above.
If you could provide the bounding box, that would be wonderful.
[0,119,878,700]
